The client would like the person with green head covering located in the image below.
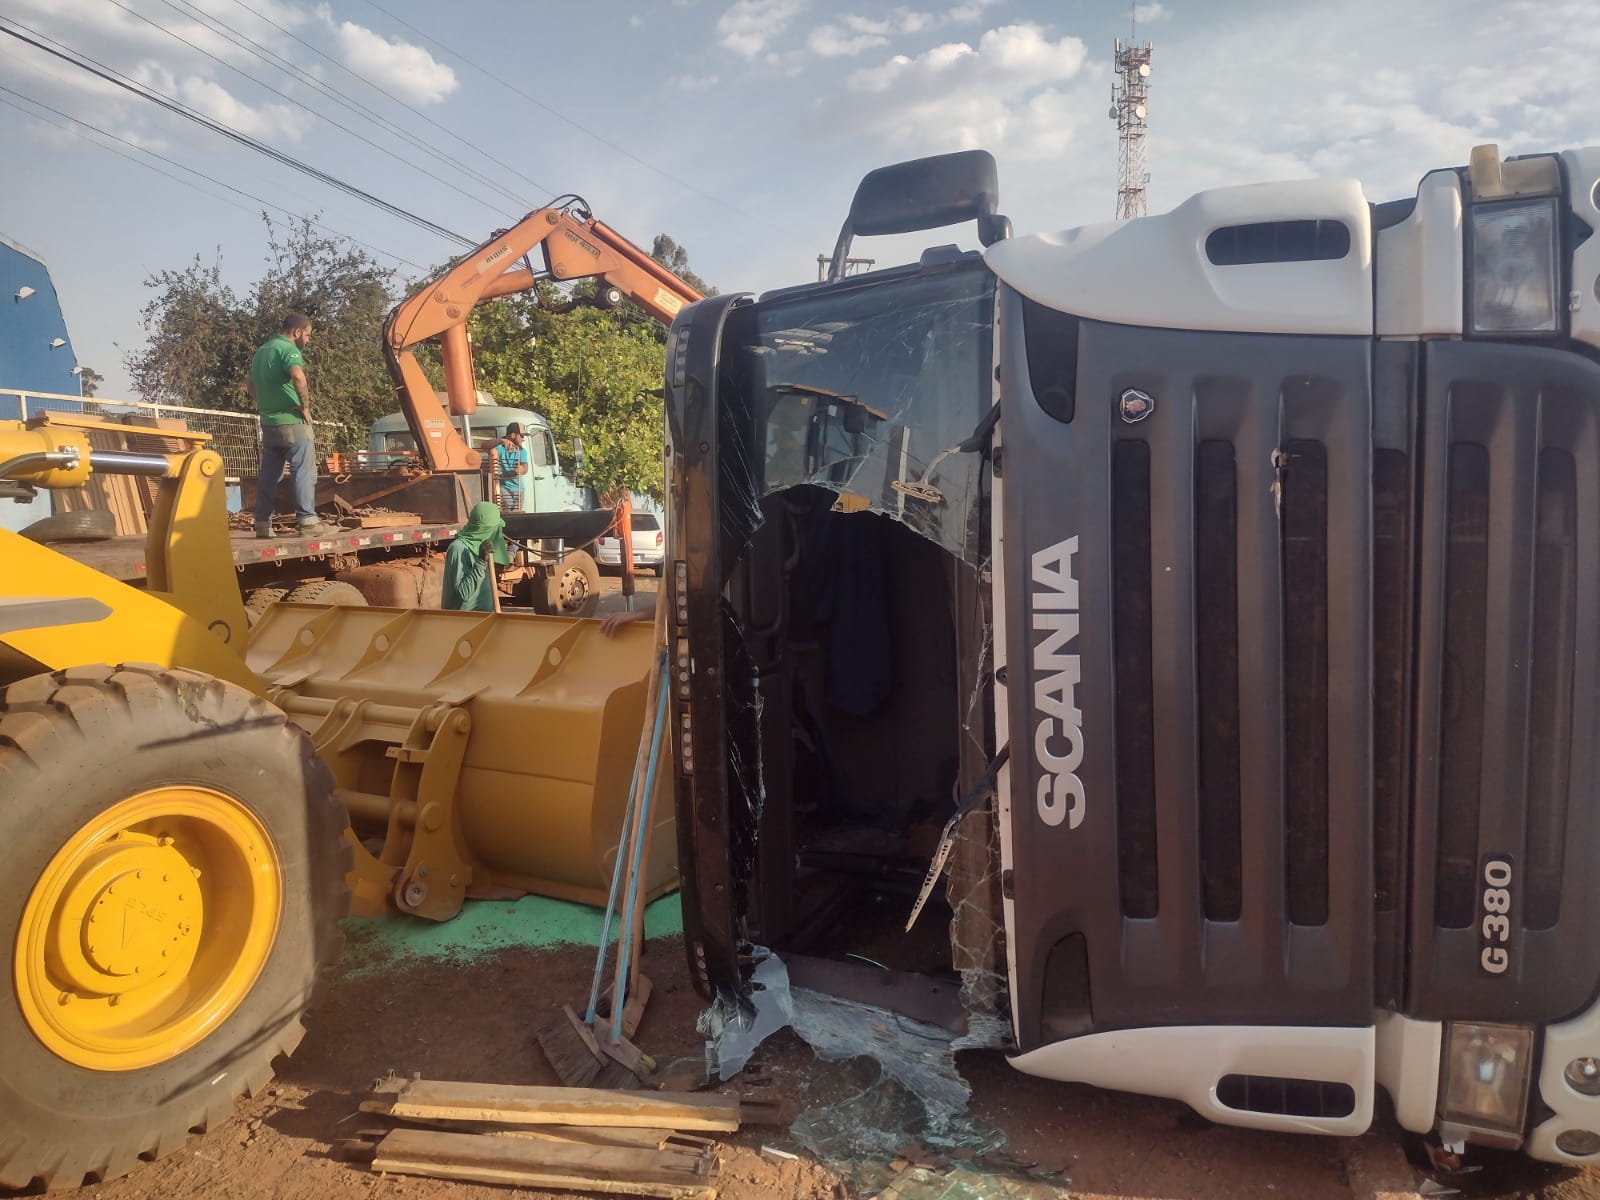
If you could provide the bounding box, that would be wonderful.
[442,501,511,611]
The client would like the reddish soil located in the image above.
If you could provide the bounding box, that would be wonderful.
[37,925,1600,1200]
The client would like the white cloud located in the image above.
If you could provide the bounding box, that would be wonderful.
[717,0,808,57]
[806,2,1000,57]
[811,24,1089,158]
[944,0,1004,22]
[1119,0,1600,223]
[1132,2,1170,24]
[669,72,721,91]
[329,19,458,105]
[807,24,888,57]
[849,25,1085,96]
[176,76,309,140]
[0,4,314,148]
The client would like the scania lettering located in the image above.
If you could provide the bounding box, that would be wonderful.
[1031,535,1085,829]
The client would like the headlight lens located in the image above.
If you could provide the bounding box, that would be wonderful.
[1470,197,1560,336]
[1440,1022,1535,1144]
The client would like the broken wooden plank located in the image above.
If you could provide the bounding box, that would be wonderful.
[362,1076,744,1132]
[354,510,422,528]
[369,1128,717,1198]
[383,1117,700,1152]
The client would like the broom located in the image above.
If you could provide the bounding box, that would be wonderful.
[591,662,670,1089]
[536,645,669,1085]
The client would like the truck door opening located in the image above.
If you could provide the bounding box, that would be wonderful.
[668,257,1003,1012]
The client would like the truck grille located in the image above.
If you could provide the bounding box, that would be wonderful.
[1405,342,1600,1024]
[1006,320,1600,1050]
[1006,323,1376,1047]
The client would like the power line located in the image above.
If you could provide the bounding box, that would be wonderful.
[0,16,475,248]
[355,0,768,227]
[100,0,522,221]
[0,81,431,272]
[223,0,553,200]
[157,0,541,211]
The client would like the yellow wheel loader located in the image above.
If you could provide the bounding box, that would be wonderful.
[0,415,673,1190]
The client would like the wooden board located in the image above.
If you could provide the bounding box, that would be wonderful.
[45,414,197,538]
[363,1077,744,1132]
[370,1128,717,1198]
[434,1125,709,1152]
[354,511,422,528]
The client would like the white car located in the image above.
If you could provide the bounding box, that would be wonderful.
[594,510,665,574]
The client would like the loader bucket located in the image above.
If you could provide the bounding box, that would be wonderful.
[245,603,676,922]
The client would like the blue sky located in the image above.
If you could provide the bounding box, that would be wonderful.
[0,0,1596,396]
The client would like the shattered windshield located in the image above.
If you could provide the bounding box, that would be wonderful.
[722,262,995,563]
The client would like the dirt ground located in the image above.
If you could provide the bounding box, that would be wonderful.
[589,568,660,617]
[37,915,1600,1200]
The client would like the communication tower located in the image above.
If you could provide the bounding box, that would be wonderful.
[1110,27,1153,219]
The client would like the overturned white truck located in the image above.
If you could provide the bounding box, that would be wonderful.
[664,144,1600,1161]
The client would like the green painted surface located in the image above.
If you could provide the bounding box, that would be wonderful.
[339,892,683,976]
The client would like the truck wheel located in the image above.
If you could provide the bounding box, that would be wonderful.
[284,580,368,607]
[533,549,601,618]
[242,584,290,627]
[0,665,348,1190]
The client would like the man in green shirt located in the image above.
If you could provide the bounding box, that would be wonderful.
[442,502,511,611]
[247,312,328,537]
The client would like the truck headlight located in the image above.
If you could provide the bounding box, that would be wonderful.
[1470,197,1559,336]
[1439,1022,1535,1146]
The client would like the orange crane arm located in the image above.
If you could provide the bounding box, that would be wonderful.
[382,202,704,472]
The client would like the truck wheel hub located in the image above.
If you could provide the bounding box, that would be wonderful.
[15,786,282,1071]
[557,567,589,608]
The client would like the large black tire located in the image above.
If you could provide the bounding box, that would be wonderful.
[283,580,368,607]
[0,665,348,1190]
[242,584,290,627]
[530,548,601,619]
[19,511,116,544]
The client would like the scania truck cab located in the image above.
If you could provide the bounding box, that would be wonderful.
[665,144,1600,1162]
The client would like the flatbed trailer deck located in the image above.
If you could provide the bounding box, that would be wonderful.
[58,522,461,585]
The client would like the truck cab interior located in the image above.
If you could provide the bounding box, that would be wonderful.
[668,223,1007,1010]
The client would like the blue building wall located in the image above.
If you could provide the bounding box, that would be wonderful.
[0,237,82,530]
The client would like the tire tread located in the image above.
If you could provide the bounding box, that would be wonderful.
[0,665,349,1191]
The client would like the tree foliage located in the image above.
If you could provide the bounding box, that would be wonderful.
[125,217,395,450]
[417,232,715,500]
[76,367,104,398]
[651,234,717,299]
[127,218,714,494]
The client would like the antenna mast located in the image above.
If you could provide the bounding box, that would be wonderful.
[1110,11,1153,219]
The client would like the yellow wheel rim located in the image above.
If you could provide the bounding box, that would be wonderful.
[15,787,282,1071]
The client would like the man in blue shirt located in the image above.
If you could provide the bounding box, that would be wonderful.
[493,422,529,514]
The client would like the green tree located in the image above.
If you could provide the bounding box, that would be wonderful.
[412,234,715,500]
[75,367,104,398]
[125,216,396,451]
[650,234,717,299]
[454,295,667,499]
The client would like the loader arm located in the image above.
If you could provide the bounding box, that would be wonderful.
[0,416,257,692]
[383,201,704,473]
